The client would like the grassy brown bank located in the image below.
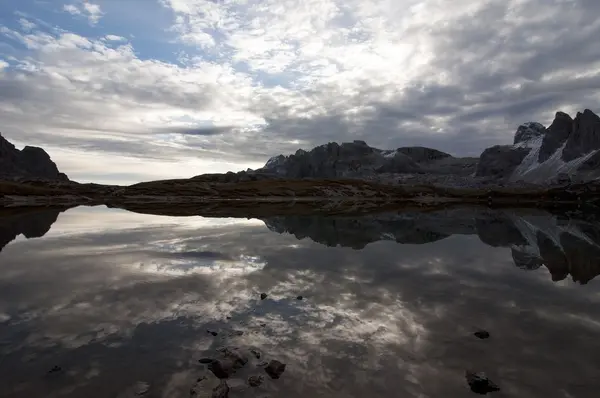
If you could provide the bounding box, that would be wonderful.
[1,178,600,208]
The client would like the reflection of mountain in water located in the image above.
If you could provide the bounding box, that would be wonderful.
[0,208,65,252]
[263,209,600,284]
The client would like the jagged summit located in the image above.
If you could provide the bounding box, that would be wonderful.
[0,133,68,181]
[257,109,600,184]
[259,140,475,179]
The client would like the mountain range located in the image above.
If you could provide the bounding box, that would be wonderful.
[1,109,600,206]
[257,109,600,185]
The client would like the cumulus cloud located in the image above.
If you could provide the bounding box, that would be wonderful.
[63,2,104,25]
[0,0,599,182]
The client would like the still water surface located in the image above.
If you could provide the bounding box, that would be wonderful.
[1,206,599,397]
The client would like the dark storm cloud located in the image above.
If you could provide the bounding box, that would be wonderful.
[254,0,600,157]
[155,125,234,136]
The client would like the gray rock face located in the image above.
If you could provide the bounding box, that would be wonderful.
[396,146,452,162]
[0,133,68,181]
[514,122,546,145]
[259,141,459,178]
[475,145,530,178]
[218,108,600,185]
[562,109,600,162]
[538,111,573,163]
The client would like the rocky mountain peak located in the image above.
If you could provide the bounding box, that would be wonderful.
[562,108,600,162]
[0,133,69,181]
[538,111,574,163]
[514,122,546,145]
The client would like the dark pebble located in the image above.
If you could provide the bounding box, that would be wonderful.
[259,323,266,327]
[208,360,230,379]
[199,358,214,364]
[212,380,229,398]
[260,293,268,300]
[465,371,500,394]
[296,295,303,300]
[250,349,261,359]
[248,375,264,387]
[48,365,62,374]
[207,330,218,336]
[474,330,490,339]
[264,360,286,379]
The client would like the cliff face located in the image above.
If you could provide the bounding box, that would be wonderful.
[0,133,68,181]
[258,141,477,179]
[476,109,600,183]
[253,109,600,186]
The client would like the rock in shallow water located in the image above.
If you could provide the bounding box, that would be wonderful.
[465,371,500,394]
[212,380,229,398]
[248,375,264,387]
[264,360,286,379]
[260,293,268,300]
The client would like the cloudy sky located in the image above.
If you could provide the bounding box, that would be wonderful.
[0,0,599,184]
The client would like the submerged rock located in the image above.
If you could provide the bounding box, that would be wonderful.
[465,371,500,394]
[250,349,261,359]
[260,293,268,300]
[264,360,286,379]
[473,330,490,339]
[248,375,264,387]
[190,372,226,398]
[212,380,229,398]
[207,347,250,379]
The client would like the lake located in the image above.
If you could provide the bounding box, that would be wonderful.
[1,205,599,397]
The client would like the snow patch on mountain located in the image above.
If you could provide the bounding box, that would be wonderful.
[510,141,599,183]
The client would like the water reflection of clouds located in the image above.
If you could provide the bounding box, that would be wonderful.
[1,208,600,397]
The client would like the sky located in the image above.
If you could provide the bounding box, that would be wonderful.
[0,0,599,184]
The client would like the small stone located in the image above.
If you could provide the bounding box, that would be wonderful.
[474,330,490,339]
[134,381,150,395]
[465,371,500,394]
[248,375,264,387]
[199,358,214,364]
[48,365,62,374]
[226,316,232,320]
[296,295,303,300]
[250,349,261,359]
[260,293,268,300]
[207,330,218,336]
[208,360,231,379]
[212,380,229,398]
[264,360,286,379]
[259,323,266,327]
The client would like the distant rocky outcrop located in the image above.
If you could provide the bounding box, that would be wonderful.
[476,109,600,183]
[252,108,600,186]
[263,209,600,284]
[257,140,477,179]
[0,133,68,181]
